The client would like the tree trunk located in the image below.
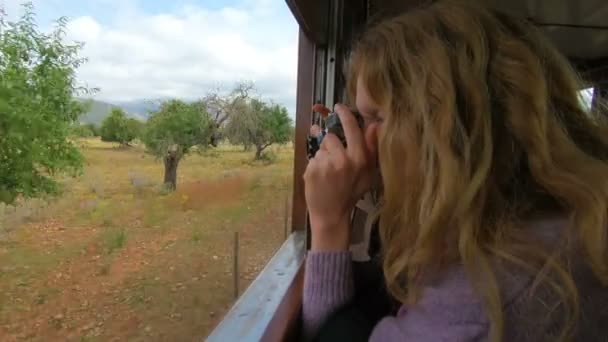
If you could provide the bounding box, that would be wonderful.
[255,145,263,160]
[209,123,221,147]
[163,151,180,190]
[209,132,220,147]
[254,144,272,160]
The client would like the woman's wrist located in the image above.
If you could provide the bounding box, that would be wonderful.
[309,216,351,252]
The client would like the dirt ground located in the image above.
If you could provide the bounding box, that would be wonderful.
[0,139,294,341]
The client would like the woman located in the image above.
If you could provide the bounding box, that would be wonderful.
[302,1,608,341]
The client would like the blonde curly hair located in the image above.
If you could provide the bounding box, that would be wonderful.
[347,1,608,341]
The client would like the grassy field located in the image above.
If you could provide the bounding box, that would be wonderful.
[0,138,294,342]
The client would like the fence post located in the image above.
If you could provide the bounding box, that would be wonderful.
[233,231,239,299]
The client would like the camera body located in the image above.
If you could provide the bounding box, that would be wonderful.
[307,111,364,159]
[324,111,365,147]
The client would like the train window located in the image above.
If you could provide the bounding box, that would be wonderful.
[580,87,595,112]
[0,1,298,341]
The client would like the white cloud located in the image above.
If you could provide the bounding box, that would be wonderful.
[60,1,299,115]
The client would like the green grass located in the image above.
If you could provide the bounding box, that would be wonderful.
[0,235,93,319]
[101,228,127,254]
[0,234,91,278]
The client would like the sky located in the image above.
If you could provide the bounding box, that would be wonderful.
[1,1,597,117]
[2,0,300,116]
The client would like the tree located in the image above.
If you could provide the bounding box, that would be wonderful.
[126,118,144,140]
[0,3,92,204]
[202,81,254,146]
[142,99,211,190]
[225,99,293,160]
[100,108,139,146]
[289,125,296,146]
[71,123,95,137]
[84,123,100,136]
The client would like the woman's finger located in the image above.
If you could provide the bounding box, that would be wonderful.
[313,149,329,160]
[320,133,347,167]
[313,104,331,118]
[334,103,365,163]
[320,133,343,153]
[304,150,325,180]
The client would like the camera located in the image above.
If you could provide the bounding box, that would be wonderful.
[324,111,365,147]
[307,111,365,159]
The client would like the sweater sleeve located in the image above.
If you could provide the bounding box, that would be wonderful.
[302,250,355,340]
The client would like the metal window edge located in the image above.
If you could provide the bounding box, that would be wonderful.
[206,230,306,341]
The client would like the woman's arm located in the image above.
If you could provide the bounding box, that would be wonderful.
[302,251,355,340]
[302,104,380,339]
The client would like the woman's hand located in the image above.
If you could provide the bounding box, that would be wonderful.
[304,103,379,251]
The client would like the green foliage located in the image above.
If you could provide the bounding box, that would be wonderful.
[265,104,293,144]
[100,108,140,145]
[0,3,92,204]
[142,99,212,159]
[127,117,144,140]
[289,125,296,145]
[85,123,100,136]
[71,123,96,137]
[102,228,127,254]
[225,99,293,159]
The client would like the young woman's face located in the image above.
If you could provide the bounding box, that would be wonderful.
[356,77,384,180]
[355,77,384,128]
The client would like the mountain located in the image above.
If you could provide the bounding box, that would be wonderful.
[112,100,161,120]
[78,99,117,125]
[77,99,153,125]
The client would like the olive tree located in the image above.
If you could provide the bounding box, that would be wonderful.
[0,3,92,204]
[142,99,211,190]
[71,124,95,137]
[100,108,140,146]
[225,99,292,160]
[202,81,254,146]
[85,123,100,136]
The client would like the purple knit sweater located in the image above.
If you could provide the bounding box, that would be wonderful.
[302,219,608,341]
